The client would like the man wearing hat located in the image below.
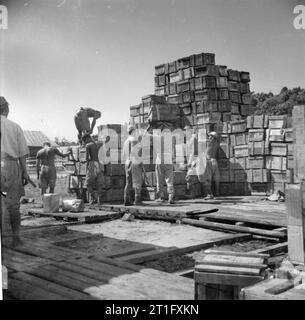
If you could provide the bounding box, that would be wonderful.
[202,131,220,199]
[74,107,101,144]
[122,125,143,206]
[0,96,29,247]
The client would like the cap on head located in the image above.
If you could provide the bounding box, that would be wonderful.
[208,131,217,138]
[43,141,51,147]
[128,125,135,134]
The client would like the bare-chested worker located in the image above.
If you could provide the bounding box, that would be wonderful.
[36,142,71,195]
[74,107,101,144]
[82,134,104,204]
[202,131,220,199]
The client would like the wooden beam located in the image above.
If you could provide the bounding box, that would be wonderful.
[182,218,286,239]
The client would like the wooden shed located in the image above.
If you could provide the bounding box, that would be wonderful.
[23,130,57,157]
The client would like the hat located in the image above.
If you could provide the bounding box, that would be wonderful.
[128,125,135,134]
[208,131,217,138]
[0,96,9,107]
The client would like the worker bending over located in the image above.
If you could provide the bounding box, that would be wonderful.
[36,142,71,195]
[122,125,143,206]
[0,96,30,247]
[82,134,105,205]
[74,107,101,144]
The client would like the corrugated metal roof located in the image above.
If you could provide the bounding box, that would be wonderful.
[23,130,57,147]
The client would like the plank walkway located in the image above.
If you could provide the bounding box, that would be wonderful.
[2,236,194,300]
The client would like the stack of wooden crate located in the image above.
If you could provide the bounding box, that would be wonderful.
[153,52,253,129]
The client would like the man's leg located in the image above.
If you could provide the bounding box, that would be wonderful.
[49,166,57,194]
[132,164,143,205]
[212,160,220,197]
[124,162,132,205]
[165,165,174,204]
[155,164,165,201]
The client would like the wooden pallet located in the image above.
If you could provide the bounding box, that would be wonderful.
[28,208,121,223]
[3,237,194,300]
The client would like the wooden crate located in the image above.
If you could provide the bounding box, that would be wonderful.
[155,64,165,75]
[268,115,287,129]
[218,158,230,170]
[239,71,250,83]
[166,94,179,104]
[229,91,241,104]
[218,65,228,76]
[287,155,294,169]
[218,101,231,112]
[217,88,229,100]
[230,133,247,146]
[230,103,240,115]
[194,250,267,300]
[167,82,177,95]
[247,115,269,129]
[218,143,232,159]
[216,76,228,88]
[270,143,287,156]
[148,103,180,123]
[248,141,269,156]
[179,104,192,116]
[248,129,265,142]
[241,93,251,105]
[240,83,250,93]
[182,67,194,80]
[195,89,217,101]
[234,169,247,182]
[234,145,249,158]
[285,128,293,142]
[269,170,287,183]
[249,182,270,195]
[234,182,251,195]
[173,171,187,185]
[219,183,233,196]
[266,128,285,142]
[177,80,191,93]
[266,156,287,171]
[194,76,217,89]
[194,65,218,77]
[169,71,183,83]
[177,56,193,69]
[240,105,254,117]
[179,91,195,104]
[155,86,165,96]
[247,169,268,183]
[194,52,215,66]
[287,143,293,156]
[130,104,140,117]
[222,112,231,122]
[228,81,240,92]
[231,115,242,122]
[166,61,177,74]
[248,156,265,169]
[232,156,247,170]
[227,69,240,82]
[219,169,231,182]
[229,120,247,133]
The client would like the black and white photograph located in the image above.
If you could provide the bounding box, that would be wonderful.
[1,0,305,305]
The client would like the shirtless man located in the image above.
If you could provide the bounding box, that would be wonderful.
[82,134,104,204]
[74,107,101,144]
[36,142,71,195]
[202,131,220,199]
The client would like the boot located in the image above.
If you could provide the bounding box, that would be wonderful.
[168,194,175,204]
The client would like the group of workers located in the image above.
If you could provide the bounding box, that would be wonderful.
[0,96,220,247]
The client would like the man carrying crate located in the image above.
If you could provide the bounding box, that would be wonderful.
[74,107,101,144]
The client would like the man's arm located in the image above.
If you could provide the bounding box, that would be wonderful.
[20,155,30,185]
[36,157,41,179]
[54,147,71,158]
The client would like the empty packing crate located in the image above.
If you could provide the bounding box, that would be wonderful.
[270,143,287,156]
[266,129,285,142]
[268,115,287,129]
[248,156,265,169]
[148,103,180,123]
[229,120,247,133]
[248,129,264,142]
[266,156,287,171]
[247,115,269,129]
[248,141,269,156]
[247,169,269,183]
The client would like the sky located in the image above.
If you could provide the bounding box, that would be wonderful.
[0,0,304,141]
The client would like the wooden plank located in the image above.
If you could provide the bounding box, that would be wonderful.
[250,242,288,256]
[11,272,94,300]
[117,233,252,264]
[7,277,68,300]
[286,183,305,264]
[264,280,294,295]
[203,249,269,259]
[195,264,261,276]
[182,218,286,238]
[195,271,263,287]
